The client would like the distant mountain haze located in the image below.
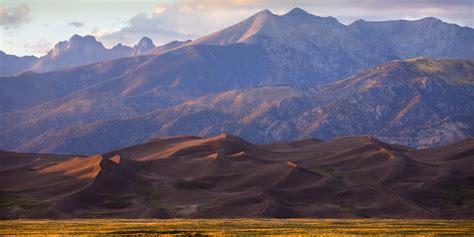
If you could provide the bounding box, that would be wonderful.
[29,35,158,73]
[0,35,181,76]
[0,51,38,77]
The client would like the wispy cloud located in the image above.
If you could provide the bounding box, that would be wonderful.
[69,22,84,28]
[24,38,51,55]
[91,1,258,47]
[0,3,31,30]
[93,11,198,47]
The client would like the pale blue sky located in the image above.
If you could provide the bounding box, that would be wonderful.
[1,0,473,56]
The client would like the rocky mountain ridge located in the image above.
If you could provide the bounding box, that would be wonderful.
[0,35,188,76]
[1,58,472,155]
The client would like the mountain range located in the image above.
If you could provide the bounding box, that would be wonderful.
[187,8,473,85]
[0,35,189,77]
[0,51,38,77]
[0,7,473,156]
[2,8,473,79]
[0,134,472,219]
[1,57,472,155]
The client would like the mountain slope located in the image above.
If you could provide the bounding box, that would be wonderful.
[0,55,152,113]
[0,51,38,77]
[0,134,472,219]
[154,58,473,148]
[1,58,472,155]
[146,39,191,54]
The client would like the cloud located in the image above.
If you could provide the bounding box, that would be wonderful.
[92,1,257,47]
[93,12,197,47]
[69,22,84,28]
[24,39,51,55]
[0,3,31,30]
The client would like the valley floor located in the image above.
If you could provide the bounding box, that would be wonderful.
[0,219,472,236]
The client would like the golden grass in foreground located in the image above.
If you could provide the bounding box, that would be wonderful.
[0,219,473,236]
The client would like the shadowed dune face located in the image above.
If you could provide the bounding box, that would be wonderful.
[0,134,472,219]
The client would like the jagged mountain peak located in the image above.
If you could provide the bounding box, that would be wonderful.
[418,16,442,23]
[69,34,96,41]
[283,8,341,25]
[67,34,103,48]
[285,7,308,16]
[53,34,103,50]
[348,19,366,26]
[283,7,319,20]
[137,37,154,46]
[48,35,105,58]
[111,43,130,49]
[190,7,347,47]
[254,9,275,17]
[29,34,119,72]
[188,8,279,45]
[131,37,156,56]
[237,8,278,33]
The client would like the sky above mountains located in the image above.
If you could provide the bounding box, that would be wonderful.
[1,0,473,56]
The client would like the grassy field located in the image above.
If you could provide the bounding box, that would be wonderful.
[0,219,472,236]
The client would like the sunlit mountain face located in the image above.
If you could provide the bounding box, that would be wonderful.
[0,4,473,220]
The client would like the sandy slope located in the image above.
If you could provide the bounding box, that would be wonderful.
[0,134,472,219]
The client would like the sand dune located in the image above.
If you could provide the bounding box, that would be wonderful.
[0,134,472,219]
